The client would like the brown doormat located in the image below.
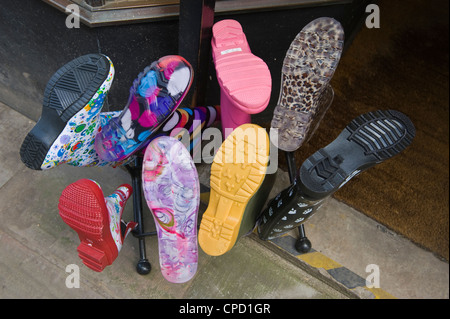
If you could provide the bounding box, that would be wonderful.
[276,0,449,260]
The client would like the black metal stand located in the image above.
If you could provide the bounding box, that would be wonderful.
[285,152,312,253]
[124,156,156,275]
[179,0,216,108]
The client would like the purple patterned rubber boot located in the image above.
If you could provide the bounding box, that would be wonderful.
[142,136,200,283]
[95,55,193,162]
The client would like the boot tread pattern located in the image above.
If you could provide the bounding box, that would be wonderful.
[142,136,200,283]
[19,54,111,170]
[77,242,108,272]
[199,124,269,256]
[44,54,109,122]
[58,183,104,238]
[58,180,116,272]
[347,110,415,161]
[19,134,48,170]
[58,183,117,272]
[299,110,415,199]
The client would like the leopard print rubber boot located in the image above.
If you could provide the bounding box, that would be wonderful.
[271,17,344,152]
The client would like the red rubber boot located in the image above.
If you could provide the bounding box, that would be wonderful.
[58,179,137,272]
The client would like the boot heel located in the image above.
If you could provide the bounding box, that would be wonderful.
[77,241,108,272]
[20,133,50,170]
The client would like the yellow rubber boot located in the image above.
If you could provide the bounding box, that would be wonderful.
[199,124,271,256]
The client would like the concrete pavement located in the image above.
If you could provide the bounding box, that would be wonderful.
[0,101,448,300]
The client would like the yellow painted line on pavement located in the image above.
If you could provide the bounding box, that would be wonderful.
[363,287,397,299]
[297,251,342,270]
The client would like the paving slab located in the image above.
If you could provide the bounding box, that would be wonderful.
[0,101,348,300]
[264,168,449,299]
[1,101,447,300]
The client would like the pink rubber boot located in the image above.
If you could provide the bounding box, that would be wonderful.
[211,19,272,138]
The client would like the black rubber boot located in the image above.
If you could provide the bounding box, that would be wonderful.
[258,110,415,240]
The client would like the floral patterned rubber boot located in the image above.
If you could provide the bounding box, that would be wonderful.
[20,53,115,170]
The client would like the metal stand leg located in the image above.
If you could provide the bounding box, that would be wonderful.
[178,0,216,107]
[285,151,297,183]
[285,152,312,253]
[125,156,156,275]
[295,220,312,253]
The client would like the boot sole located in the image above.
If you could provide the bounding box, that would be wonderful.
[94,55,193,162]
[20,54,112,170]
[271,17,344,152]
[258,110,415,240]
[142,136,200,283]
[58,179,118,272]
[212,20,271,133]
[299,109,415,198]
[198,124,270,256]
[212,20,271,112]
